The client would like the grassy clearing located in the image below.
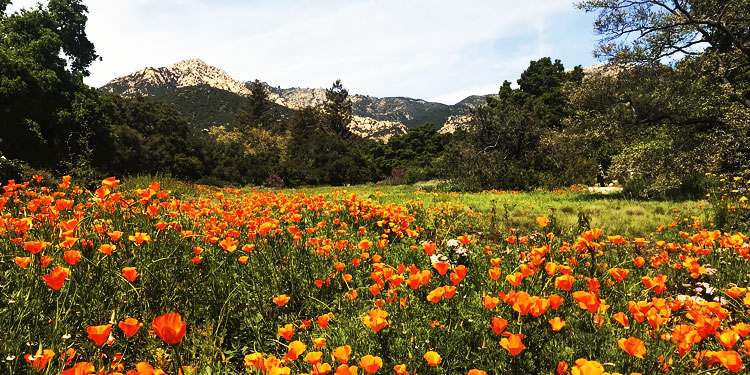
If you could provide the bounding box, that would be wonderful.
[278,184,706,238]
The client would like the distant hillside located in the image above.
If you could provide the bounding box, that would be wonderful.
[158,85,291,130]
[101,59,493,139]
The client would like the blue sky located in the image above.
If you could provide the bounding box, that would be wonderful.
[8,0,601,104]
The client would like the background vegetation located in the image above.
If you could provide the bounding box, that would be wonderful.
[1,0,749,198]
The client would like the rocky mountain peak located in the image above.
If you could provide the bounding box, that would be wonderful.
[101,58,250,97]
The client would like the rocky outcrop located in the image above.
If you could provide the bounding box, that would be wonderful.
[102,59,250,97]
[349,116,407,142]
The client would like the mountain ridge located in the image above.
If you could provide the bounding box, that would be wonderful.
[101,59,491,139]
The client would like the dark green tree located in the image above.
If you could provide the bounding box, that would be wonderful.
[106,95,204,180]
[578,0,750,108]
[324,79,353,138]
[0,0,105,170]
[441,58,585,190]
[235,79,273,131]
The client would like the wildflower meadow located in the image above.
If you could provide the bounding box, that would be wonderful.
[1,175,750,375]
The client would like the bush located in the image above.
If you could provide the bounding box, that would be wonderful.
[0,155,24,183]
[706,173,750,232]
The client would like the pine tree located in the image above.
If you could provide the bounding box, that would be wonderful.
[235,80,272,132]
[324,79,353,138]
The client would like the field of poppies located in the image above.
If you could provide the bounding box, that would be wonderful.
[1,175,750,375]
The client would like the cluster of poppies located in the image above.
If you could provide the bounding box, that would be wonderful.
[3,175,750,374]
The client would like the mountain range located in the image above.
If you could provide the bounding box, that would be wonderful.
[100,59,492,140]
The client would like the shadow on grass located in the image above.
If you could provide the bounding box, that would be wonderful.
[570,191,703,203]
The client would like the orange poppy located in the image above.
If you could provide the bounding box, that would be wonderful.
[24,348,55,370]
[490,317,508,335]
[443,285,457,299]
[424,351,441,366]
[554,274,576,292]
[613,312,629,328]
[332,345,351,364]
[608,268,629,283]
[335,364,358,375]
[733,323,750,338]
[571,291,601,313]
[60,362,95,375]
[302,350,322,365]
[362,308,389,332]
[570,358,605,375]
[87,324,112,346]
[101,176,120,189]
[61,348,76,367]
[433,261,451,276]
[278,324,295,340]
[482,295,499,309]
[421,242,436,255]
[717,329,740,349]
[14,256,31,268]
[556,361,568,375]
[536,216,550,228]
[43,266,70,290]
[312,337,326,348]
[244,353,264,369]
[273,294,290,307]
[63,250,82,266]
[548,317,565,331]
[125,362,162,375]
[128,232,151,244]
[641,274,667,294]
[118,318,142,338]
[151,313,186,345]
[393,364,408,375]
[359,355,382,374]
[357,239,372,251]
[122,267,139,282]
[40,255,54,268]
[549,294,564,310]
[617,337,646,359]
[713,350,743,373]
[505,272,524,287]
[426,287,444,303]
[488,267,502,281]
[317,313,333,329]
[98,244,116,256]
[467,370,487,375]
[108,231,123,241]
[499,333,525,356]
[23,240,50,254]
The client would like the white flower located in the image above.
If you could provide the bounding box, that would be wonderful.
[446,239,460,247]
[430,254,447,265]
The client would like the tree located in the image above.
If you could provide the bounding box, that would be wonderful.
[235,79,272,131]
[440,58,586,190]
[578,0,750,107]
[324,79,353,138]
[0,0,103,169]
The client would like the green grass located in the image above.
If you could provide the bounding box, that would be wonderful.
[261,184,706,238]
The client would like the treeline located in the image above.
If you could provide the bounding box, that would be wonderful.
[2,1,750,197]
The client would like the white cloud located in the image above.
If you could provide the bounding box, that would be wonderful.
[6,0,599,104]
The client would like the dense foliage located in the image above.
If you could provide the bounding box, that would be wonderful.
[1,0,750,198]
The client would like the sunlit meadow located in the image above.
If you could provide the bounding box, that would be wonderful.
[1,175,750,375]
